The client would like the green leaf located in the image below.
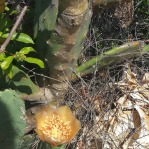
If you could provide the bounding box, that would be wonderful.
[19,47,36,55]
[0,18,8,31]
[1,56,14,70]
[4,63,13,79]
[0,32,34,44]
[0,53,6,61]
[0,17,12,32]
[25,57,45,68]
[10,10,17,15]
[5,6,9,11]
[7,69,13,79]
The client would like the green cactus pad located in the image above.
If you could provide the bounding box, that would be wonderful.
[0,65,38,94]
[0,89,26,149]
[34,0,58,59]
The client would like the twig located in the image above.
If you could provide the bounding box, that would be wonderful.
[0,0,31,54]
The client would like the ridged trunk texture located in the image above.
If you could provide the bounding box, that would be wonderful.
[34,0,92,100]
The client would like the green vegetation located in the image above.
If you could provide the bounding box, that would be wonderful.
[0,0,148,148]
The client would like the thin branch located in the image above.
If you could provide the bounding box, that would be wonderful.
[0,0,31,54]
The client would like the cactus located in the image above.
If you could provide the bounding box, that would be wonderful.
[10,65,38,94]
[34,0,59,62]
[0,65,38,94]
[0,89,26,149]
[34,0,92,100]
[0,0,147,148]
[71,41,149,80]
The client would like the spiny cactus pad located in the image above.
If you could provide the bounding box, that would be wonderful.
[0,89,26,149]
[0,65,38,94]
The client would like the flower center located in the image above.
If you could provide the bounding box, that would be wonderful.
[40,113,71,142]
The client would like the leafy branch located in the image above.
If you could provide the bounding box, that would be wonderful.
[0,0,31,53]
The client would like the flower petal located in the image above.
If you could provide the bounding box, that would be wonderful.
[35,105,81,146]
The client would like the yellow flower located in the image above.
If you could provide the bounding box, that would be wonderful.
[35,105,81,147]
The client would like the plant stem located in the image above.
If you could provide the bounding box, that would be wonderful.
[71,41,149,80]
